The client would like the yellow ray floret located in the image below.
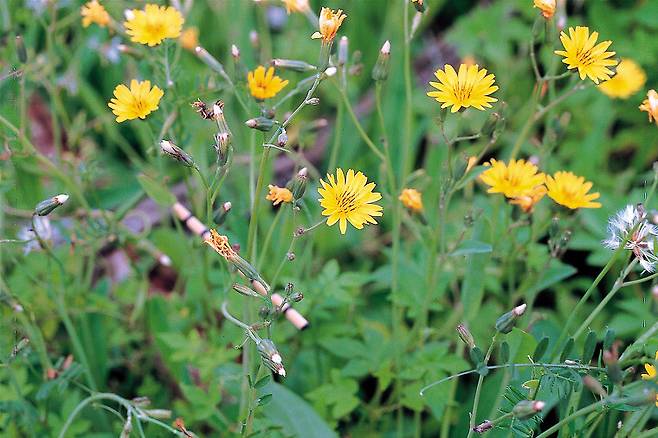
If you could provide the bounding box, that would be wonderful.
[81,0,110,28]
[266,185,293,206]
[318,168,383,234]
[554,26,618,84]
[247,66,289,100]
[108,80,163,123]
[545,171,601,209]
[311,8,346,42]
[124,4,184,47]
[427,64,498,113]
[479,159,545,199]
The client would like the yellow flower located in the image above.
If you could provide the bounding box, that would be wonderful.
[641,351,657,380]
[107,79,164,123]
[545,171,601,209]
[533,0,556,19]
[479,159,545,198]
[641,351,658,407]
[282,0,310,14]
[311,8,346,43]
[318,168,383,234]
[598,59,646,99]
[427,64,498,113]
[81,0,110,28]
[399,188,423,213]
[179,27,198,51]
[124,4,184,47]
[639,89,658,126]
[266,185,293,206]
[247,66,289,100]
[510,185,547,213]
[554,26,618,84]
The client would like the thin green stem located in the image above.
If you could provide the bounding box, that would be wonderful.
[466,334,498,438]
[337,86,386,162]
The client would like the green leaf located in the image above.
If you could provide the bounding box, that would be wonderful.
[526,263,577,297]
[582,331,597,364]
[533,337,549,361]
[450,240,492,257]
[137,173,175,206]
[254,375,271,389]
[261,382,337,438]
[257,393,272,406]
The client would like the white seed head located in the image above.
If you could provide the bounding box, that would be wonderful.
[513,303,527,316]
[54,194,69,205]
[381,40,391,55]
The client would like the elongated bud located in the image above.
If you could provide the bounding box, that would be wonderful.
[213,201,232,225]
[35,194,69,216]
[233,283,261,298]
[271,59,317,72]
[231,44,240,60]
[291,167,308,200]
[372,40,391,82]
[338,36,349,67]
[257,338,286,377]
[195,46,228,76]
[456,324,476,349]
[245,117,275,131]
[15,36,27,63]
[473,420,493,434]
[495,303,526,334]
[512,400,545,420]
[160,140,195,167]
[142,409,172,419]
[214,132,231,166]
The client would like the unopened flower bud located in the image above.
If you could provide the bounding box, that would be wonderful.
[271,59,317,72]
[195,46,228,76]
[277,129,288,147]
[323,66,337,77]
[495,303,526,334]
[287,252,295,261]
[15,36,27,63]
[512,400,545,420]
[290,167,308,200]
[213,201,232,225]
[291,291,303,302]
[372,40,391,82]
[231,44,240,59]
[257,338,286,377]
[472,420,493,434]
[338,36,349,67]
[142,409,172,419]
[456,324,476,349]
[245,117,274,131]
[232,283,261,298]
[305,97,320,105]
[160,140,195,167]
[35,194,69,216]
[214,132,232,166]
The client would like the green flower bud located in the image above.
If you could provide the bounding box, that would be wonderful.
[371,40,391,82]
[456,323,476,349]
[290,167,308,201]
[256,338,286,377]
[245,117,275,132]
[15,35,27,63]
[495,304,526,334]
[512,400,545,420]
[35,194,69,216]
[271,58,317,73]
[160,140,195,167]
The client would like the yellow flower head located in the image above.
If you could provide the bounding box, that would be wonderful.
[204,229,237,261]
[533,0,556,19]
[546,171,601,209]
[81,0,110,28]
[247,66,289,100]
[179,27,199,51]
[598,59,646,99]
[639,89,658,126]
[510,185,547,213]
[311,8,346,42]
[554,26,618,84]
[266,185,293,206]
[427,64,498,113]
[480,159,545,199]
[318,168,383,234]
[108,79,163,123]
[283,0,310,14]
[641,351,657,380]
[399,188,423,213]
[124,4,184,47]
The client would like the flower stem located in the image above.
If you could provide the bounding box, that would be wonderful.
[466,333,498,438]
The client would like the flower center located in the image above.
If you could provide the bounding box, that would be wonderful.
[575,49,595,67]
[337,191,358,214]
[455,84,474,103]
